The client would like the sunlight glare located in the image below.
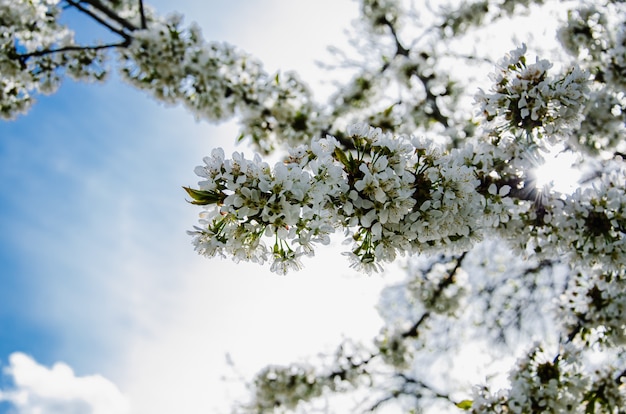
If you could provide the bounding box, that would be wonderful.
[533,144,581,194]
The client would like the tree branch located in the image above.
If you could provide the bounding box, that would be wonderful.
[328,353,375,383]
[402,252,467,339]
[78,0,139,32]
[444,51,495,65]
[380,15,450,128]
[16,41,129,61]
[65,0,132,40]
[138,0,147,29]
[381,15,409,58]
[396,373,452,401]
[367,373,454,411]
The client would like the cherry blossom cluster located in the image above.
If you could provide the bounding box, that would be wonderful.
[475,44,589,141]
[187,135,345,274]
[439,0,548,37]
[120,14,323,153]
[502,165,623,262]
[189,112,626,275]
[189,124,495,274]
[236,71,325,154]
[557,6,610,62]
[557,3,626,91]
[251,365,326,412]
[360,0,402,32]
[247,343,369,413]
[578,88,626,154]
[119,13,257,123]
[555,3,626,156]
[471,343,625,413]
[553,169,626,271]
[1,1,322,152]
[561,267,626,346]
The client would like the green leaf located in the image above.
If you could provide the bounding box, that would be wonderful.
[584,394,597,414]
[382,103,396,117]
[455,400,473,410]
[183,187,223,205]
[334,147,350,170]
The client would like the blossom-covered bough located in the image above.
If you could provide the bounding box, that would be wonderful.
[2,0,626,412]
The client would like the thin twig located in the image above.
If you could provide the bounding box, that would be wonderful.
[443,51,495,65]
[367,374,453,411]
[397,373,451,400]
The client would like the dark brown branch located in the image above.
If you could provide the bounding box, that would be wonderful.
[366,392,399,412]
[16,41,128,61]
[65,0,131,40]
[381,16,409,58]
[326,8,451,140]
[367,374,454,411]
[417,70,450,127]
[402,252,467,339]
[566,321,583,343]
[138,0,147,29]
[396,373,452,401]
[328,353,375,383]
[401,312,430,339]
[79,0,139,32]
[447,52,494,65]
[381,14,450,128]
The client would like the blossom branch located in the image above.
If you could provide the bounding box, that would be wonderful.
[16,41,129,62]
[402,253,466,339]
[77,0,139,32]
[380,15,450,128]
[395,373,452,400]
[65,0,132,40]
[366,374,454,413]
[379,15,409,58]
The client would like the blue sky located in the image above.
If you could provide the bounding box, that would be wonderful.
[0,1,396,413]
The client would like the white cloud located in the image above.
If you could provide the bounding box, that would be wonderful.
[0,353,130,414]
